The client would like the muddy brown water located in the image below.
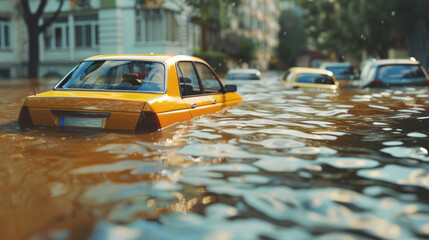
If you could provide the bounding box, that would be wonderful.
[1,75,429,240]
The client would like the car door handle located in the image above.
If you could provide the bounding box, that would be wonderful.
[212,99,216,104]
[190,103,196,108]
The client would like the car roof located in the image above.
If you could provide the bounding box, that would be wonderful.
[84,54,201,63]
[369,58,421,66]
[227,68,260,74]
[288,67,334,76]
[320,62,352,68]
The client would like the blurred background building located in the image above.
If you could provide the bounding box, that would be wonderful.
[222,0,281,70]
[0,0,282,79]
[0,0,197,79]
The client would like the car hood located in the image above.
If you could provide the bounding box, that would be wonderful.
[27,90,163,113]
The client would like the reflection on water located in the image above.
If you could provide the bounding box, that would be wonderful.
[1,77,429,239]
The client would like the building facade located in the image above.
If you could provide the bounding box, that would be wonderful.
[0,0,195,79]
[223,0,281,70]
[0,0,282,79]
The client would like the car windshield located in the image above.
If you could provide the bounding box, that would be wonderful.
[377,64,426,79]
[296,73,334,85]
[58,60,165,92]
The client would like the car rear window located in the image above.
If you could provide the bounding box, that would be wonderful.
[377,64,426,79]
[296,73,335,85]
[57,60,165,92]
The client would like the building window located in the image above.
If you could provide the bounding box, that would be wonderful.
[237,8,245,29]
[75,18,99,48]
[251,18,258,30]
[0,19,11,49]
[136,9,162,42]
[165,10,179,42]
[251,0,257,8]
[0,68,10,79]
[136,9,179,43]
[190,22,201,49]
[44,19,69,49]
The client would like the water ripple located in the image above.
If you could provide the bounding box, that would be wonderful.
[258,129,337,140]
[253,157,310,172]
[176,144,257,159]
[358,165,429,189]
[240,138,306,149]
[381,147,429,161]
[70,160,166,175]
[316,157,379,169]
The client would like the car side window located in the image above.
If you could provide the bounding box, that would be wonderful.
[296,74,313,83]
[285,71,296,82]
[296,73,334,85]
[177,62,202,96]
[195,62,223,93]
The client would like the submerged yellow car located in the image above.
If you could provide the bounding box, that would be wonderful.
[282,67,339,90]
[18,55,242,131]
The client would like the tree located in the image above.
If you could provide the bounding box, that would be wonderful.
[237,38,256,64]
[185,0,241,52]
[277,9,307,65]
[21,0,65,78]
[297,0,403,59]
[297,0,429,60]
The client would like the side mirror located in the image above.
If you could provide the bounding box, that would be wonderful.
[225,84,237,92]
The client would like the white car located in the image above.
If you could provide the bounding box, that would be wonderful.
[351,58,429,88]
[225,68,261,80]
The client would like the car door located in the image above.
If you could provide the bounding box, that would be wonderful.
[194,62,225,112]
[176,61,223,118]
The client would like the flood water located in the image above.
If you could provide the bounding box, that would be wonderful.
[1,74,429,240]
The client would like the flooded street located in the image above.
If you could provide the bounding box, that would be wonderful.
[1,74,429,240]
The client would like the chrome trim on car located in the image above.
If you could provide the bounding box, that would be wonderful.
[51,110,111,117]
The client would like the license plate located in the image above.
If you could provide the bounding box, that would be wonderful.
[59,116,103,128]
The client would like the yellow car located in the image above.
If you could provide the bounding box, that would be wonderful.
[18,55,242,131]
[282,67,339,90]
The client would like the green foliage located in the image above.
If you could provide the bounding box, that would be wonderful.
[195,51,228,74]
[278,40,296,65]
[297,0,427,59]
[238,39,256,63]
[277,10,307,65]
[185,0,241,21]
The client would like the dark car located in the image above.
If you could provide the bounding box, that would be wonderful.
[319,62,356,88]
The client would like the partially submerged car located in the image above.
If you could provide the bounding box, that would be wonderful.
[319,62,355,88]
[18,55,242,131]
[225,68,261,80]
[351,58,429,88]
[282,67,339,90]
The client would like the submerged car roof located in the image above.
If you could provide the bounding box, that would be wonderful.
[289,67,334,76]
[369,58,421,66]
[320,62,352,68]
[84,54,201,62]
[227,68,260,74]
